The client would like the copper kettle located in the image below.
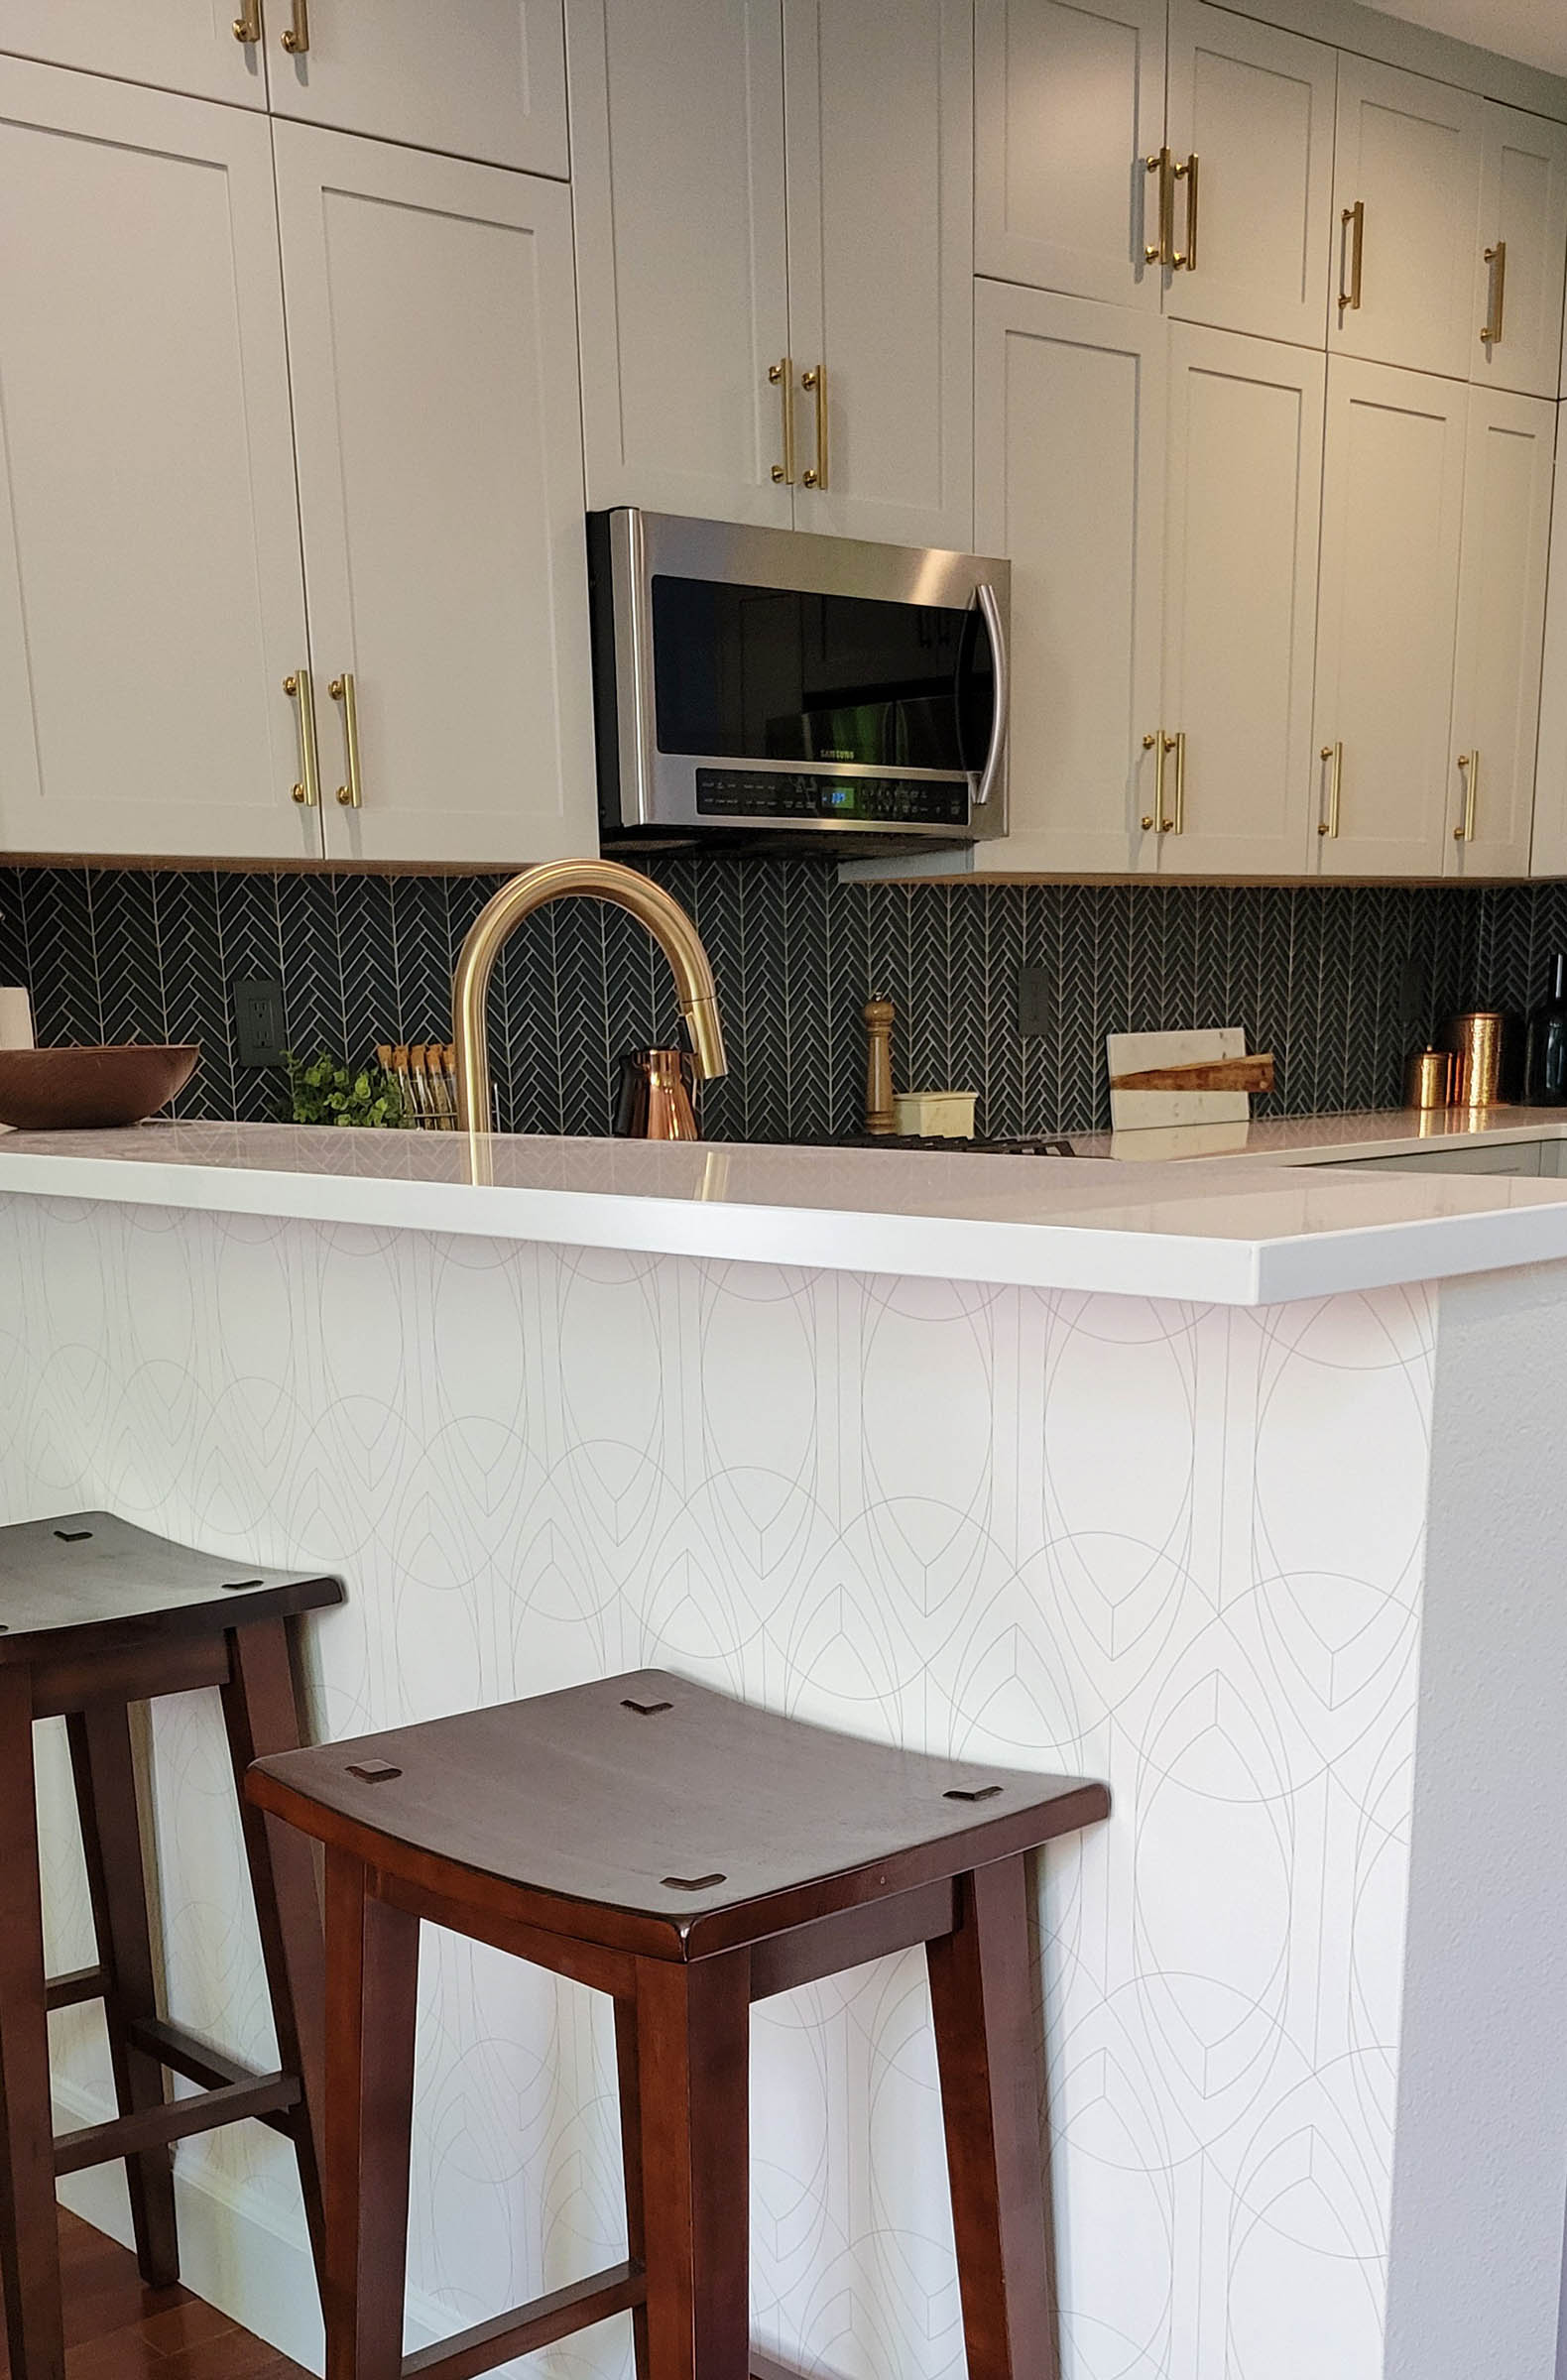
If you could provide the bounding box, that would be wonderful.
[614,1045,700,1139]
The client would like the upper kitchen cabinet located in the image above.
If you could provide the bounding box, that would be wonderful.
[570,0,973,547]
[1330,60,1484,380]
[974,0,1165,311]
[268,0,567,177]
[0,0,268,107]
[0,60,315,863]
[1473,102,1567,400]
[1163,2,1336,348]
[273,122,595,866]
[568,0,792,528]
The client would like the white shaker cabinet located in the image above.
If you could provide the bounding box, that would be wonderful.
[273,123,595,867]
[1164,3,1335,349]
[972,282,1164,873]
[1447,389,1554,878]
[568,0,792,527]
[1474,102,1567,400]
[0,60,315,862]
[0,0,268,107]
[268,0,567,178]
[1312,358,1467,878]
[974,0,1165,310]
[1330,60,1484,380]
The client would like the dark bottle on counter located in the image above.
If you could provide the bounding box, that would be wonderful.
[1525,953,1567,1104]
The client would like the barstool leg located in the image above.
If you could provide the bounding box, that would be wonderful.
[631,1950,751,2380]
[65,1702,180,2290]
[927,1856,1057,2380]
[612,1998,651,2380]
[322,1846,420,2380]
[0,1668,64,2380]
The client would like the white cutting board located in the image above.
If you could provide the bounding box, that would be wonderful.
[1107,1026,1250,1131]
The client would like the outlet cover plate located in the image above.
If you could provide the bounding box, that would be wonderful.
[233,976,287,1069]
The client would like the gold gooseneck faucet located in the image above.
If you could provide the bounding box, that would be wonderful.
[451,858,727,1133]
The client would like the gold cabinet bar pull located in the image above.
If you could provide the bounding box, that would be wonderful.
[1141,730,1164,832]
[328,671,363,808]
[232,0,263,42]
[1145,148,1171,267]
[1339,200,1364,310]
[1454,749,1479,842]
[801,363,828,489]
[1165,729,1185,833]
[768,357,795,485]
[1171,154,1198,270]
[1318,740,1342,838]
[1481,241,1507,344]
[281,0,308,52]
[284,669,320,808]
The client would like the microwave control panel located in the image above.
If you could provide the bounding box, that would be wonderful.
[694,769,968,825]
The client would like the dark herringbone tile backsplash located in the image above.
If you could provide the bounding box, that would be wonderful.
[0,857,1558,1141]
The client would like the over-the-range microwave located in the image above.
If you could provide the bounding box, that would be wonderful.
[586,509,1011,854]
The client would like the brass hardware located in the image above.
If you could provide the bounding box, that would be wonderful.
[1142,730,1163,832]
[281,0,308,51]
[1454,749,1479,843]
[801,364,828,489]
[1405,1047,1453,1111]
[769,357,796,485]
[1339,200,1364,310]
[1318,740,1342,838]
[1145,149,1172,267]
[232,0,262,42]
[1165,729,1185,834]
[1481,241,1507,344]
[451,860,727,1134]
[328,671,363,808]
[1171,155,1198,269]
[283,669,320,808]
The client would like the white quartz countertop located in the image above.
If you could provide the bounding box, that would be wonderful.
[5,1111,1567,1303]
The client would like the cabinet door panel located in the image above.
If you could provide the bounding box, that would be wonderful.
[569,0,791,526]
[0,1,266,106]
[1448,390,1553,878]
[0,61,314,861]
[1530,409,1567,877]
[784,0,973,547]
[973,282,1163,873]
[1165,2,1334,347]
[1331,59,1484,379]
[1313,359,1466,878]
[274,123,595,867]
[270,0,566,177]
[1160,327,1322,876]
[1475,102,1567,400]
[975,0,1165,309]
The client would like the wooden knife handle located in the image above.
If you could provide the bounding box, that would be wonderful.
[1111,1053,1274,1093]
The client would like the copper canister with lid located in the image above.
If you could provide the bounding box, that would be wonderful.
[1403,1047,1453,1111]
[1447,1011,1506,1108]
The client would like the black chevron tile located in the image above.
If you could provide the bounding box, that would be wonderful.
[21,868,101,1048]
[276,874,345,1065]
[335,873,400,1066]
[153,872,233,1120]
[86,869,165,1049]
[0,870,27,995]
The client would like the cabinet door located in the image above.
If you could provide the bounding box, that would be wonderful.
[0,60,316,862]
[568,0,792,526]
[1530,409,1567,877]
[1312,359,1466,878]
[1159,326,1322,876]
[1447,389,1553,879]
[974,0,1165,309]
[973,282,1164,873]
[1164,2,1335,348]
[784,0,974,548]
[273,123,595,867]
[1474,102,1567,401]
[270,0,566,177]
[0,1,267,106]
[1331,59,1484,380]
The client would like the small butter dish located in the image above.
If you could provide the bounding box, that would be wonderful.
[894,1091,977,1138]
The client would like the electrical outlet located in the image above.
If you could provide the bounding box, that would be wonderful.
[232,976,287,1069]
[1018,965,1051,1038]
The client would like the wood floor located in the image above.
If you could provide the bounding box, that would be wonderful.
[1,2210,311,2380]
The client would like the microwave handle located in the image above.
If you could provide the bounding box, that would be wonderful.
[972,582,1008,807]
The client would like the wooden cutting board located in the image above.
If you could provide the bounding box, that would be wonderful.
[1107,1027,1253,1130]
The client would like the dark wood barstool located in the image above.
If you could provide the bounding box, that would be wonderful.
[0,1509,343,2380]
[247,1669,1110,2380]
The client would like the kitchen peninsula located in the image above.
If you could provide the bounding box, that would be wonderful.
[4,1124,1565,2380]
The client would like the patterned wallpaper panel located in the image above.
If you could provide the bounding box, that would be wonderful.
[0,858,1561,1142]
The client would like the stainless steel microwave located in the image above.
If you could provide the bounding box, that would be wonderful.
[587,510,1010,853]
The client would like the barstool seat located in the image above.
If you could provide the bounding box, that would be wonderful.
[249,1668,1110,2380]
[0,1510,342,2380]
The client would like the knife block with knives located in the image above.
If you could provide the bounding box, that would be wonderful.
[377,1041,459,1129]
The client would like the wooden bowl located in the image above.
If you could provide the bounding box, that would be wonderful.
[0,1045,199,1131]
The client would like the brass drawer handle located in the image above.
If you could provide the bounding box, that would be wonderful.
[1172,154,1198,270]
[1454,749,1479,842]
[329,671,363,808]
[1145,147,1172,267]
[232,0,262,41]
[1141,730,1164,832]
[769,356,795,486]
[1318,740,1342,838]
[281,0,308,52]
[283,668,320,808]
[1165,729,1185,833]
[801,363,828,489]
[1339,200,1364,310]
[1481,242,1507,345]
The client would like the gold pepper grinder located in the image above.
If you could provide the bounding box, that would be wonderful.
[864,996,895,1134]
